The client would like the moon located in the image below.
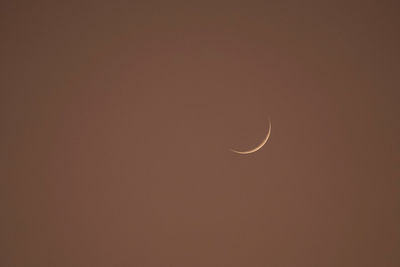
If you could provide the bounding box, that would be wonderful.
[230,119,271,155]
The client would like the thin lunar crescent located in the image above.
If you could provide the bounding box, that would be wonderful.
[230,119,271,155]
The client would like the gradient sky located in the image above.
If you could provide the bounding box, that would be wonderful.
[1,1,399,266]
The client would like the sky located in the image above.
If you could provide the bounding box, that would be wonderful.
[1,1,399,266]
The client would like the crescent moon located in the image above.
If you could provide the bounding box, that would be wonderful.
[230,119,271,155]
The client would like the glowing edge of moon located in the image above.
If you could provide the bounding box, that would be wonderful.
[230,119,271,155]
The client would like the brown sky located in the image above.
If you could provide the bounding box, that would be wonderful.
[1,1,399,266]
